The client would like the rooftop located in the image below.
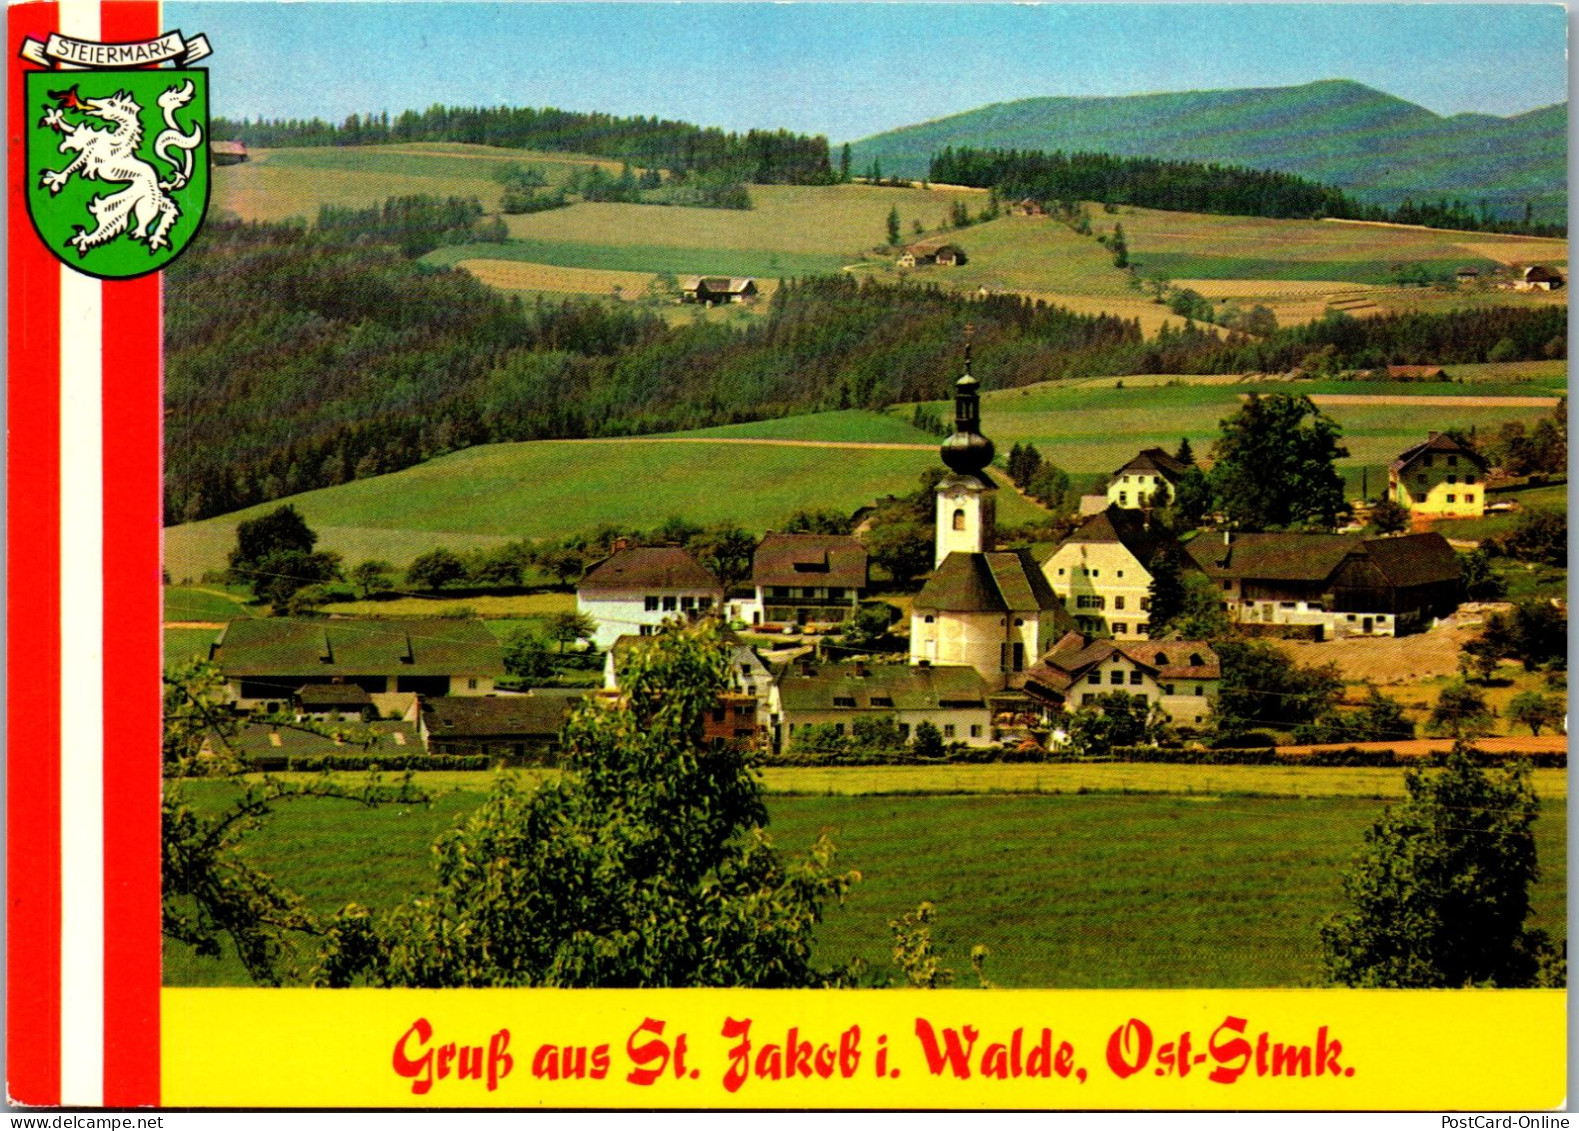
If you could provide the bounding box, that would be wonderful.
[753,532,868,590]
[213,617,503,678]
[779,661,990,712]
[579,546,722,593]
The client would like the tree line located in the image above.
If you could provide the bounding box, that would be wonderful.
[929,146,1566,238]
[214,104,835,185]
[166,214,1566,526]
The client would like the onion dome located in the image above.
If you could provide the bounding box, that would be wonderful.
[940,343,994,475]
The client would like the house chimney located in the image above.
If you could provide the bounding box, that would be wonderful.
[1223,529,1232,546]
[611,537,631,553]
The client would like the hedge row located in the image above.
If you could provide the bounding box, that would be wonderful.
[239,753,496,773]
[1106,745,1568,768]
[759,744,1049,767]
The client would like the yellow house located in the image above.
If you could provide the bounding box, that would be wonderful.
[1389,433,1489,518]
[1042,508,1179,640]
[1107,447,1191,509]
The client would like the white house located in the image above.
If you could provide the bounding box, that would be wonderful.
[576,546,724,650]
[777,659,994,751]
[737,532,867,627]
[1023,633,1221,728]
[1042,507,1180,640]
[1107,447,1191,509]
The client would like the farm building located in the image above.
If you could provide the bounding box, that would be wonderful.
[1023,633,1220,727]
[576,545,724,650]
[220,719,420,770]
[1011,198,1047,217]
[419,690,589,761]
[679,276,758,304]
[777,660,994,752]
[1106,447,1192,509]
[212,140,249,165]
[1518,265,1565,291]
[210,617,503,710]
[1454,266,1480,283]
[740,531,867,627]
[911,354,1072,689]
[897,240,966,268]
[1042,507,1182,640]
[1187,531,1462,639]
[292,681,373,721]
[1390,432,1489,517]
[1387,365,1447,381]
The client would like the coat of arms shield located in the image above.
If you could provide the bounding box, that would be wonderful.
[25,67,209,279]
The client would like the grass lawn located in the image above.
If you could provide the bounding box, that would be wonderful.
[163,585,257,621]
[163,413,1044,577]
[163,771,1565,989]
[425,238,846,280]
[324,590,576,619]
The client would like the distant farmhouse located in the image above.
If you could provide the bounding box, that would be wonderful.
[420,690,588,761]
[1010,198,1047,217]
[1024,634,1221,728]
[576,545,723,650]
[680,276,758,304]
[1042,508,1180,640]
[897,239,966,268]
[211,617,503,711]
[1187,531,1461,639]
[212,140,249,165]
[1517,265,1565,291]
[778,660,993,752]
[1390,432,1488,518]
[1107,446,1192,509]
[740,531,867,628]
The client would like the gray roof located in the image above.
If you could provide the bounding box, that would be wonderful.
[1053,507,1179,571]
[421,692,588,740]
[229,719,419,760]
[1391,432,1488,474]
[916,549,1065,617]
[779,661,990,712]
[1112,447,1191,481]
[214,617,503,678]
[1189,531,1461,588]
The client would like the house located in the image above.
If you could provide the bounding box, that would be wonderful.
[679,276,758,304]
[910,351,1073,689]
[1390,432,1489,517]
[1023,633,1221,727]
[223,719,420,770]
[742,532,867,627]
[292,681,373,721]
[605,631,779,748]
[419,690,588,761]
[1042,507,1181,640]
[1106,447,1191,509]
[576,546,724,650]
[1454,266,1481,284]
[212,140,249,165]
[1387,365,1447,381]
[702,692,760,752]
[897,239,966,268]
[777,660,994,751]
[211,617,503,710]
[1011,198,1047,217]
[1518,265,1565,291]
[1187,531,1461,638]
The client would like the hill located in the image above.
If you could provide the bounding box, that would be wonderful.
[850,80,1566,220]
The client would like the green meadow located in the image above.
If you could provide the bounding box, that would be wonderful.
[423,238,847,280]
[163,778,1567,989]
[162,411,1048,577]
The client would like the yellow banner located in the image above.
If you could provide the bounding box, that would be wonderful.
[162,988,1565,1109]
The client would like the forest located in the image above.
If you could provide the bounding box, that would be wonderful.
[213,104,835,185]
[165,214,1566,526]
[929,147,1567,238]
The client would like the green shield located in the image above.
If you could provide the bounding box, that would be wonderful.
[26,68,209,280]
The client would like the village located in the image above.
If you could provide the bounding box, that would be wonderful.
[188,344,1559,771]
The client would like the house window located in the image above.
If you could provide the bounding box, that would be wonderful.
[1057,568,1065,576]
[1087,672,1101,685]
[1110,671,1123,685]
[1446,475,1457,485]
[1014,618,1024,626]
[681,596,696,610]
[970,725,982,738]
[1114,596,1126,610]
[898,723,910,739]
[1117,570,1124,578]
[834,723,845,736]
[663,596,678,611]
[698,597,713,610]
[1013,642,1024,671]
[1164,684,1175,696]
[1222,581,1232,591]
[712,707,726,722]
[1091,570,1100,578]
[1446,494,1456,503]
[871,696,893,708]
[1465,493,1475,504]
[833,696,856,708]
[1140,597,1151,611]
[1189,653,1203,666]
[943,724,955,738]
[829,588,845,600]
[1113,623,1127,634]
[924,614,935,624]
[1138,623,1150,635]
[1280,601,1296,609]
[1465,474,1476,485]
[645,596,660,611]
[1448,455,1458,467]
[1195,685,1204,696]
[953,508,966,531]
[467,678,478,690]
[1118,492,1128,505]
[1129,671,1142,686]
[1077,595,1105,610]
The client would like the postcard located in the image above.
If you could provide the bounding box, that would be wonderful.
[7,0,1568,1111]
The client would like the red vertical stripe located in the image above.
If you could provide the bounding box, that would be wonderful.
[8,0,64,1108]
[97,0,164,1105]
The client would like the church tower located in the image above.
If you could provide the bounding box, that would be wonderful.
[933,340,996,567]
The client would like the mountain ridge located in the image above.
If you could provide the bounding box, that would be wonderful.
[849,80,1566,219]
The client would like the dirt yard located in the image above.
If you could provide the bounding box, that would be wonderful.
[1276,604,1506,685]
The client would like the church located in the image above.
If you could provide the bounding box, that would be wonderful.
[908,346,1074,690]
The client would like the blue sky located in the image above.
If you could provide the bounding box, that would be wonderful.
[167,3,1569,142]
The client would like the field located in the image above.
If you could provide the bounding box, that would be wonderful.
[163,773,1567,989]
[163,585,256,622]
[904,375,1564,486]
[215,145,1565,328]
[162,411,1048,577]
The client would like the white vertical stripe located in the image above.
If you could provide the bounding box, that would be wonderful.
[57,0,104,1107]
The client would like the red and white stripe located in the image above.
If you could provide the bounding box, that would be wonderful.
[9,0,163,1106]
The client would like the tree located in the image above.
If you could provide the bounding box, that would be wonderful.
[1169,572,1233,641]
[1109,222,1128,269]
[1507,691,1563,737]
[1476,600,1567,672]
[350,559,394,599]
[1321,745,1558,988]
[230,504,316,578]
[912,720,945,759]
[839,142,851,183]
[1173,436,1194,465]
[538,546,588,589]
[839,602,899,651]
[886,205,901,246]
[865,521,934,586]
[405,547,467,591]
[782,509,854,536]
[1499,509,1566,567]
[250,548,344,611]
[687,524,755,590]
[228,505,342,608]
[1208,394,1348,531]
[502,628,555,682]
[546,610,598,653]
[1172,465,1213,530]
[1024,462,1071,511]
[1457,547,1506,601]
[1294,684,1415,744]
[313,621,859,988]
[1368,497,1411,535]
[1145,545,1187,631]
[1215,639,1341,733]
[1428,680,1495,738]
[1067,691,1157,756]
